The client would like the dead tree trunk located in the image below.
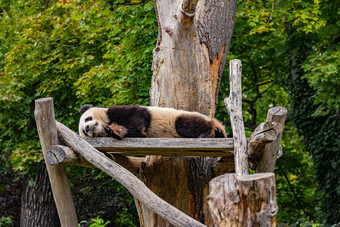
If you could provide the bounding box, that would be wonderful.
[20,162,60,227]
[137,0,237,226]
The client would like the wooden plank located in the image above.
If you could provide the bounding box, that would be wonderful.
[55,120,206,227]
[224,59,249,175]
[84,137,235,157]
[34,98,78,227]
[47,145,144,174]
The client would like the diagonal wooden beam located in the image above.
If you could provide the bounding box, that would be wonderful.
[56,120,206,227]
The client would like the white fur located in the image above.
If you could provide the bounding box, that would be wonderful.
[79,107,108,137]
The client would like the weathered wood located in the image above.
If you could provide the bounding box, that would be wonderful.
[34,98,78,227]
[208,173,239,225]
[181,0,199,16]
[208,173,278,226]
[150,0,237,116]
[256,107,287,172]
[237,173,278,226]
[55,121,206,227]
[248,122,283,170]
[224,59,249,175]
[47,145,93,168]
[85,137,234,157]
[212,157,235,175]
[47,145,144,174]
[20,163,60,227]
[144,0,237,225]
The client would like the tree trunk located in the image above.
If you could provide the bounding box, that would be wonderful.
[208,173,278,226]
[20,162,60,227]
[137,0,237,226]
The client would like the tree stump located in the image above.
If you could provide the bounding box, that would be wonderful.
[208,173,278,226]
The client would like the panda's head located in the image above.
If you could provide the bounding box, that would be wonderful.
[78,104,109,138]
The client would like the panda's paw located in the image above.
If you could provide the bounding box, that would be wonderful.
[105,123,128,140]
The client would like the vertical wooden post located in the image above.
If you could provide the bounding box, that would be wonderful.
[209,60,279,226]
[224,59,249,175]
[35,98,78,227]
[256,107,287,173]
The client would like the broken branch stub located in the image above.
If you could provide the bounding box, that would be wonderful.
[247,121,283,170]
[256,107,287,173]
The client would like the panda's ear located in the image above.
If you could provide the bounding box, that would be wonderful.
[79,104,93,114]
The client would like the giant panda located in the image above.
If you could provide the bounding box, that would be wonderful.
[78,104,226,139]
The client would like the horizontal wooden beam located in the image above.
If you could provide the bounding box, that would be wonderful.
[47,145,144,174]
[84,137,235,157]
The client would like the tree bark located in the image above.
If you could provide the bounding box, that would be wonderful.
[208,173,278,226]
[224,59,248,175]
[20,162,60,227]
[256,107,287,173]
[137,0,237,226]
[247,121,282,170]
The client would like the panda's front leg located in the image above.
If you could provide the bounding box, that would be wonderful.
[104,123,128,139]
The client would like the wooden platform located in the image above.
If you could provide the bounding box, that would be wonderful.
[85,137,235,157]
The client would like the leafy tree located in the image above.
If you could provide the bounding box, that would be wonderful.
[218,0,339,223]
[1,0,338,225]
[0,0,155,224]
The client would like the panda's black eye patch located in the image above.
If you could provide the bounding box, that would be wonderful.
[85,117,93,122]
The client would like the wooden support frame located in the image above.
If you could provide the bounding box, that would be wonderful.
[34,98,78,227]
[55,121,206,227]
[47,145,145,174]
[35,60,286,227]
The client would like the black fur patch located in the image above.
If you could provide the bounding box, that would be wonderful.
[107,105,151,138]
[79,104,93,114]
[175,115,213,138]
[214,128,226,138]
[84,116,93,122]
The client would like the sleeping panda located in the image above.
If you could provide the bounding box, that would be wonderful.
[78,104,227,139]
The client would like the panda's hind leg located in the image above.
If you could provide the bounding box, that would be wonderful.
[175,115,213,138]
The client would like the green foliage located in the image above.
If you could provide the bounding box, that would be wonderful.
[0,216,13,227]
[302,48,340,117]
[276,122,320,223]
[283,0,340,222]
[0,0,154,224]
[79,216,110,227]
[0,0,338,225]
[219,0,339,224]
[68,167,138,226]
[116,208,136,227]
[0,0,156,171]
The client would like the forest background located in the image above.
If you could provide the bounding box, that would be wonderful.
[0,0,339,226]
